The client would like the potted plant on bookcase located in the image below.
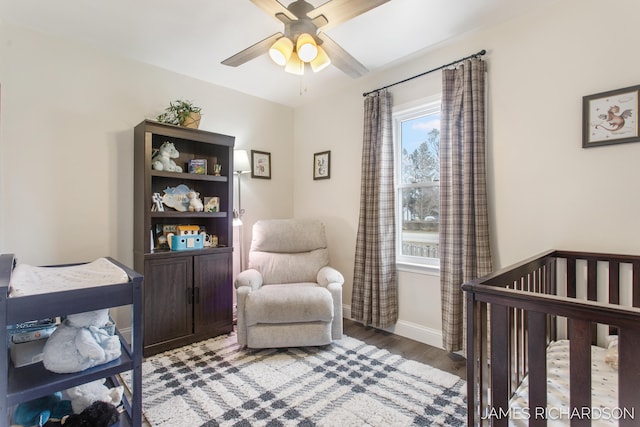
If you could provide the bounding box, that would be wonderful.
[156,99,202,128]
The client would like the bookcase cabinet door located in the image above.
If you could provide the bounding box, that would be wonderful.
[194,252,233,338]
[143,256,194,351]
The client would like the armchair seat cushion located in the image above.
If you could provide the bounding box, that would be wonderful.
[245,284,334,326]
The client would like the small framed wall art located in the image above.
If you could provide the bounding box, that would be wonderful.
[313,151,331,180]
[583,85,640,148]
[204,197,220,212]
[251,150,271,179]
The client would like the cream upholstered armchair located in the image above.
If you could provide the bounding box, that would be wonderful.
[234,219,344,348]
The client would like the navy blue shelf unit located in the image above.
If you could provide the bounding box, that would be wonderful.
[0,254,143,427]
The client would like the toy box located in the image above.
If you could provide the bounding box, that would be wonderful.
[8,318,59,344]
[170,234,204,251]
[10,338,48,367]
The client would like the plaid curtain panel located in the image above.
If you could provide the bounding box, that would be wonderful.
[440,58,492,352]
[352,90,398,329]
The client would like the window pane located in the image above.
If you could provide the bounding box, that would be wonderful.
[400,185,439,259]
[397,109,440,262]
[400,114,440,184]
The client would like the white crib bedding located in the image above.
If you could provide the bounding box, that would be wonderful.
[509,339,618,426]
[9,257,129,297]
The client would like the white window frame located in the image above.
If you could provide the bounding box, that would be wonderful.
[393,96,441,272]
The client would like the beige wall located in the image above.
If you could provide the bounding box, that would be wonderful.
[0,23,295,326]
[0,23,294,266]
[3,0,640,348]
[294,0,640,347]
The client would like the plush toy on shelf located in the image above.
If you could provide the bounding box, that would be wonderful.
[12,392,72,427]
[42,309,121,374]
[65,378,124,414]
[187,190,204,212]
[61,401,120,427]
[151,141,183,172]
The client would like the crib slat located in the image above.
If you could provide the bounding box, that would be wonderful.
[569,319,591,426]
[528,311,547,426]
[633,260,640,308]
[618,327,640,426]
[587,259,597,301]
[567,257,577,298]
[587,259,599,344]
[466,292,478,427]
[609,261,620,304]
[491,304,509,427]
[609,261,620,336]
[548,260,557,342]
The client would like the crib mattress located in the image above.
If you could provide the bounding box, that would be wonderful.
[9,257,129,297]
[509,339,618,426]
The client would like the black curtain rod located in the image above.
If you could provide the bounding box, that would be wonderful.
[362,49,487,97]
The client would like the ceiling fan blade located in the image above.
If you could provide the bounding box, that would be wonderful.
[275,12,294,25]
[317,32,368,78]
[221,32,283,67]
[250,0,296,21]
[311,14,329,28]
[310,0,390,30]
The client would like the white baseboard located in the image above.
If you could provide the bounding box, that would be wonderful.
[342,304,352,320]
[342,304,443,350]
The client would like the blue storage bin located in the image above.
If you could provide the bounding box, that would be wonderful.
[170,234,204,251]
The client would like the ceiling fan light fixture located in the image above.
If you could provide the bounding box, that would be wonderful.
[284,51,305,75]
[269,37,294,66]
[310,45,331,73]
[296,33,318,62]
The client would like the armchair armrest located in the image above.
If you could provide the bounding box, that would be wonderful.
[235,268,263,290]
[317,266,344,287]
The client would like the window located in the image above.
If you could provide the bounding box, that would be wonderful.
[394,98,441,268]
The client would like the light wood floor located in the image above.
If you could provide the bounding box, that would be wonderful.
[343,318,466,380]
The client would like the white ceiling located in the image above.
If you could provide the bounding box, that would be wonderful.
[1,0,557,107]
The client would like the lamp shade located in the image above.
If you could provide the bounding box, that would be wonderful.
[296,33,318,62]
[269,37,293,66]
[310,45,331,73]
[234,149,251,173]
[285,51,305,75]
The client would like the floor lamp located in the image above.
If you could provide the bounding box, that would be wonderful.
[233,149,251,271]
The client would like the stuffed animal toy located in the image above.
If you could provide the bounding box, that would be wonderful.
[187,190,204,212]
[66,378,124,414]
[13,392,72,427]
[42,309,121,373]
[61,401,120,427]
[151,141,183,172]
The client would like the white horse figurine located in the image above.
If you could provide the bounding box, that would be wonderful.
[151,141,183,172]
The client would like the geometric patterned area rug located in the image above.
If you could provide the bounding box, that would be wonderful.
[127,332,466,426]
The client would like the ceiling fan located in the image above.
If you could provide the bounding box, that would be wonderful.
[222,0,390,78]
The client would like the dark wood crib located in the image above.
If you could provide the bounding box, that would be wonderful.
[463,250,640,426]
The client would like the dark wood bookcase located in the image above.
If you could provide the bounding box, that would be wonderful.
[133,120,234,357]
